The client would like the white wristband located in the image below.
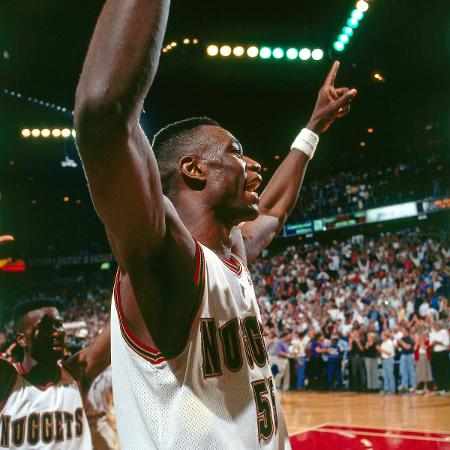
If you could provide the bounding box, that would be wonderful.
[291,128,319,160]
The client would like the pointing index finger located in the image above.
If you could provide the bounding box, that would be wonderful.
[325,61,340,87]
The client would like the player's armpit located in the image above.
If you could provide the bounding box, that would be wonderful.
[117,203,201,358]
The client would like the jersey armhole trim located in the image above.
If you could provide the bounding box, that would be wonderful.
[114,239,206,365]
[0,360,17,413]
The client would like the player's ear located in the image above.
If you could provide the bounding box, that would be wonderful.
[180,155,207,189]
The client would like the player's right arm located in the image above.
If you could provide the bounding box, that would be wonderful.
[74,0,170,270]
[74,1,199,357]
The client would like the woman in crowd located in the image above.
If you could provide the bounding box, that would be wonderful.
[414,331,432,394]
[349,328,366,391]
[364,332,380,391]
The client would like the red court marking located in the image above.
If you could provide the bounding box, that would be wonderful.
[290,424,450,450]
[321,424,450,439]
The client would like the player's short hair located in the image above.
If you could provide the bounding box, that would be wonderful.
[152,117,221,193]
[13,299,58,331]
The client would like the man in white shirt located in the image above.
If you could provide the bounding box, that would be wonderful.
[429,322,449,393]
[290,331,310,389]
[379,331,396,393]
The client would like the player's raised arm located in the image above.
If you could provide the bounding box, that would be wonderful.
[239,61,357,263]
[74,0,170,271]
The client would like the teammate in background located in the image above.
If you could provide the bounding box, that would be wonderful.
[74,0,356,448]
[85,366,119,450]
[0,299,110,449]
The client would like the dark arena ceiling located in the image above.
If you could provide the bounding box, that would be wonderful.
[0,0,448,253]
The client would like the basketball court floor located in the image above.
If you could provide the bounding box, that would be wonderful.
[281,392,450,449]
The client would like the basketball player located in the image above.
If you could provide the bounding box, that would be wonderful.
[74,1,356,448]
[0,300,111,449]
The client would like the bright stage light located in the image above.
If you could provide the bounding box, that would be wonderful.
[219,45,232,56]
[61,128,71,138]
[233,46,245,57]
[311,49,324,60]
[21,129,31,137]
[347,17,359,28]
[259,47,271,59]
[342,26,354,37]
[247,46,259,58]
[351,9,364,21]
[333,41,345,52]
[206,45,219,56]
[183,38,190,44]
[52,129,61,137]
[272,48,284,59]
[41,129,50,137]
[338,34,350,44]
[286,48,298,60]
[356,0,369,12]
[31,129,41,137]
[299,48,311,60]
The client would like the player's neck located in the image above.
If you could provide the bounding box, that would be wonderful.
[173,198,233,257]
[21,352,60,384]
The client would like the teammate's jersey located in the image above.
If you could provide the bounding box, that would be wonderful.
[111,241,291,450]
[0,362,92,449]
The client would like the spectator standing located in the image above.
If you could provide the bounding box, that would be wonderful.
[290,330,310,390]
[379,331,396,393]
[364,332,380,391]
[414,332,432,394]
[429,322,450,394]
[349,329,366,391]
[309,333,327,390]
[398,327,416,393]
[326,334,343,390]
[274,331,293,391]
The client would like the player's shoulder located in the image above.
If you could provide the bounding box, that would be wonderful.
[0,358,18,409]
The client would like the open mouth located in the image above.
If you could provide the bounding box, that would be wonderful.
[245,176,262,200]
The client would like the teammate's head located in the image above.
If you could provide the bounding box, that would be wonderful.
[14,300,65,363]
[152,117,262,225]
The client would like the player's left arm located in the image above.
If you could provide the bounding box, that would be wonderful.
[64,323,111,392]
[237,62,357,264]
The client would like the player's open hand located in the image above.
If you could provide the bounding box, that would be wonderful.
[306,61,357,134]
[0,235,14,245]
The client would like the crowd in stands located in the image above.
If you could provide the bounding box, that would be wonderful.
[1,227,449,395]
[291,152,449,222]
[254,227,449,394]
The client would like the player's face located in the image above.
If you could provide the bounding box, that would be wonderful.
[203,126,262,224]
[18,307,66,362]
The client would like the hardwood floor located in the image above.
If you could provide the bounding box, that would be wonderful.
[279,391,450,436]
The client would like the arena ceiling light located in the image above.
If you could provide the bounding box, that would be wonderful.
[286,48,298,60]
[332,0,371,53]
[219,45,232,57]
[299,48,311,60]
[205,44,324,62]
[164,2,374,63]
[20,128,75,138]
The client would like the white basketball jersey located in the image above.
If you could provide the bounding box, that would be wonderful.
[0,363,92,449]
[111,241,291,450]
